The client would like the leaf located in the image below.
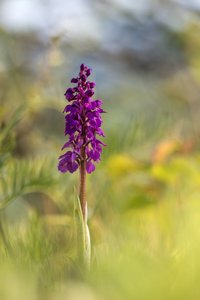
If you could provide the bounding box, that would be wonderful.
[0,153,10,169]
[0,159,56,210]
[74,194,91,269]
[0,105,25,146]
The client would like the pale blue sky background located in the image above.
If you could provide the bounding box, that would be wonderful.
[1,0,200,38]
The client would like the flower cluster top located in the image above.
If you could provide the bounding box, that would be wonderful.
[58,64,105,174]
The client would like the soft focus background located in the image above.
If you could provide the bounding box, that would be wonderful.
[1,0,200,299]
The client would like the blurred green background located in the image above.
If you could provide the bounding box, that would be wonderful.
[1,0,200,299]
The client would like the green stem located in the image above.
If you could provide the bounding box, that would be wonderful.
[79,158,87,221]
[77,148,91,269]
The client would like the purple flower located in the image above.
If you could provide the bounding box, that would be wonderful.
[58,64,106,174]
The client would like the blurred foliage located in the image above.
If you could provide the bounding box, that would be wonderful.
[0,158,56,210]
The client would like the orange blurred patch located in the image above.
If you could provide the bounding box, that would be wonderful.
[152,140,180,163]
[152,139,196,164]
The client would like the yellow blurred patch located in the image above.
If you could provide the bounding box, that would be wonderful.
[151,156,200,186]
[106,154,139,178]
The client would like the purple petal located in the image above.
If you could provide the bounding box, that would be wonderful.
[80,64,85,71]
[95,139,106,146]
[59,151,72,159]
[86,90,94,97]
[86,161,95,174]
[83,96,90,104]
[96,128,105,136]
[67,161,79,173]
[95,118,102,127]
[77,138,84,148]
[86,130,93,139]
[71,78,78,83]
[58,158,68,173]
[61,141,71,150]
[89,150,100,161]
[89,82,96,88]
[90,120,96,127]
[86,69,91,76]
